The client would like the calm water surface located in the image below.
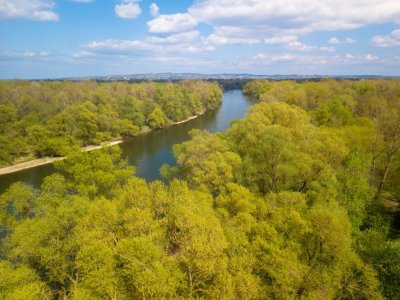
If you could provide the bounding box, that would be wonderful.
[0,90,253,193]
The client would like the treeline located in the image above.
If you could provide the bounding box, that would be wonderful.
[0,80,222,166]
[0,79,400,299]
[212,79,252,90]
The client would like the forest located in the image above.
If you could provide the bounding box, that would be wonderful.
[1,79,400,299]
[0,80,222,167]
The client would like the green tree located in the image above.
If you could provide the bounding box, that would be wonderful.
[0,102,17,134]
[147,106,168,129]
[337,150,374,229]
[5,194,89,298]
[166,180,228,297]
[55,146,134,199]
[172,129,241,195]
[357,230,400,299]
[225,102,346,194]
[0,182,36,231]
[0,261,50,300]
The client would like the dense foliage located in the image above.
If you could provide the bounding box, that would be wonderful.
[1,79,400,299]
[0,80,222,166]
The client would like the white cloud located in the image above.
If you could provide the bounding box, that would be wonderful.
[86,40,149,51]
[70,0,94,3]
[1,51,51,58]
[146,31,200,44]
[84,31,214,53]
[189,0,400,39]
[329,37,356,44]
[0,0,59,21]
[147,13,198,33]
[342,53,379,64]
[115,1,141,19]
[23,52,36,57]
[86,39,214,53]
[344,53,355,60]
[73,51,93,58]
[340,53,378,62]
[265,35,298,45]
[345,37,356,44]
[269,54,295,62]
[265,35,327,52]
[366,53,378,61]
[372,29,400,47]
[32,10,58,21]
[253,53,295,62]
[145,55,217,67]
[320,46,336,52]
[287,41,316,51]
[149,3,159,17]
[328,37,340,44]
[253,53,328,64]
[206,34,259,45]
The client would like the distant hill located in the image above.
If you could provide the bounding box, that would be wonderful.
[46,73,397,82]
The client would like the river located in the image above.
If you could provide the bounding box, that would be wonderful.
[0,90,253,193]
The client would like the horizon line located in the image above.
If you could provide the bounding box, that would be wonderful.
[1,72,399,81]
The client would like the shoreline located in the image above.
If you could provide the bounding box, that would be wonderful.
[172,109,205,125]
[0,109,207,176]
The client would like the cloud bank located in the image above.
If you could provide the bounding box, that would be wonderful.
[372,29,400,47]
[189,0,400,38]
[0,0,58,21]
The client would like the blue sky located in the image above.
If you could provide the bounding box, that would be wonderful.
[1,0,400,79]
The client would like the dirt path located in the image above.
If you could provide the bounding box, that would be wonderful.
[0,157,65,175]
[0,110,207,175]
[173,109,205,124]
[0,140,124,175]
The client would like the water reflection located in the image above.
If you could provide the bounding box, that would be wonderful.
[0,90,253,192]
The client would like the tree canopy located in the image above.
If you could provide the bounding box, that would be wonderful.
[0,80,222,166]
[1,78,400,299]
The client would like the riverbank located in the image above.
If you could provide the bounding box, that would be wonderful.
[173,110,205,124]
[0,110,207,176]
[0,140,124,175]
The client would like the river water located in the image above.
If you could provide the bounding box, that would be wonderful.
[0,90,253,193]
